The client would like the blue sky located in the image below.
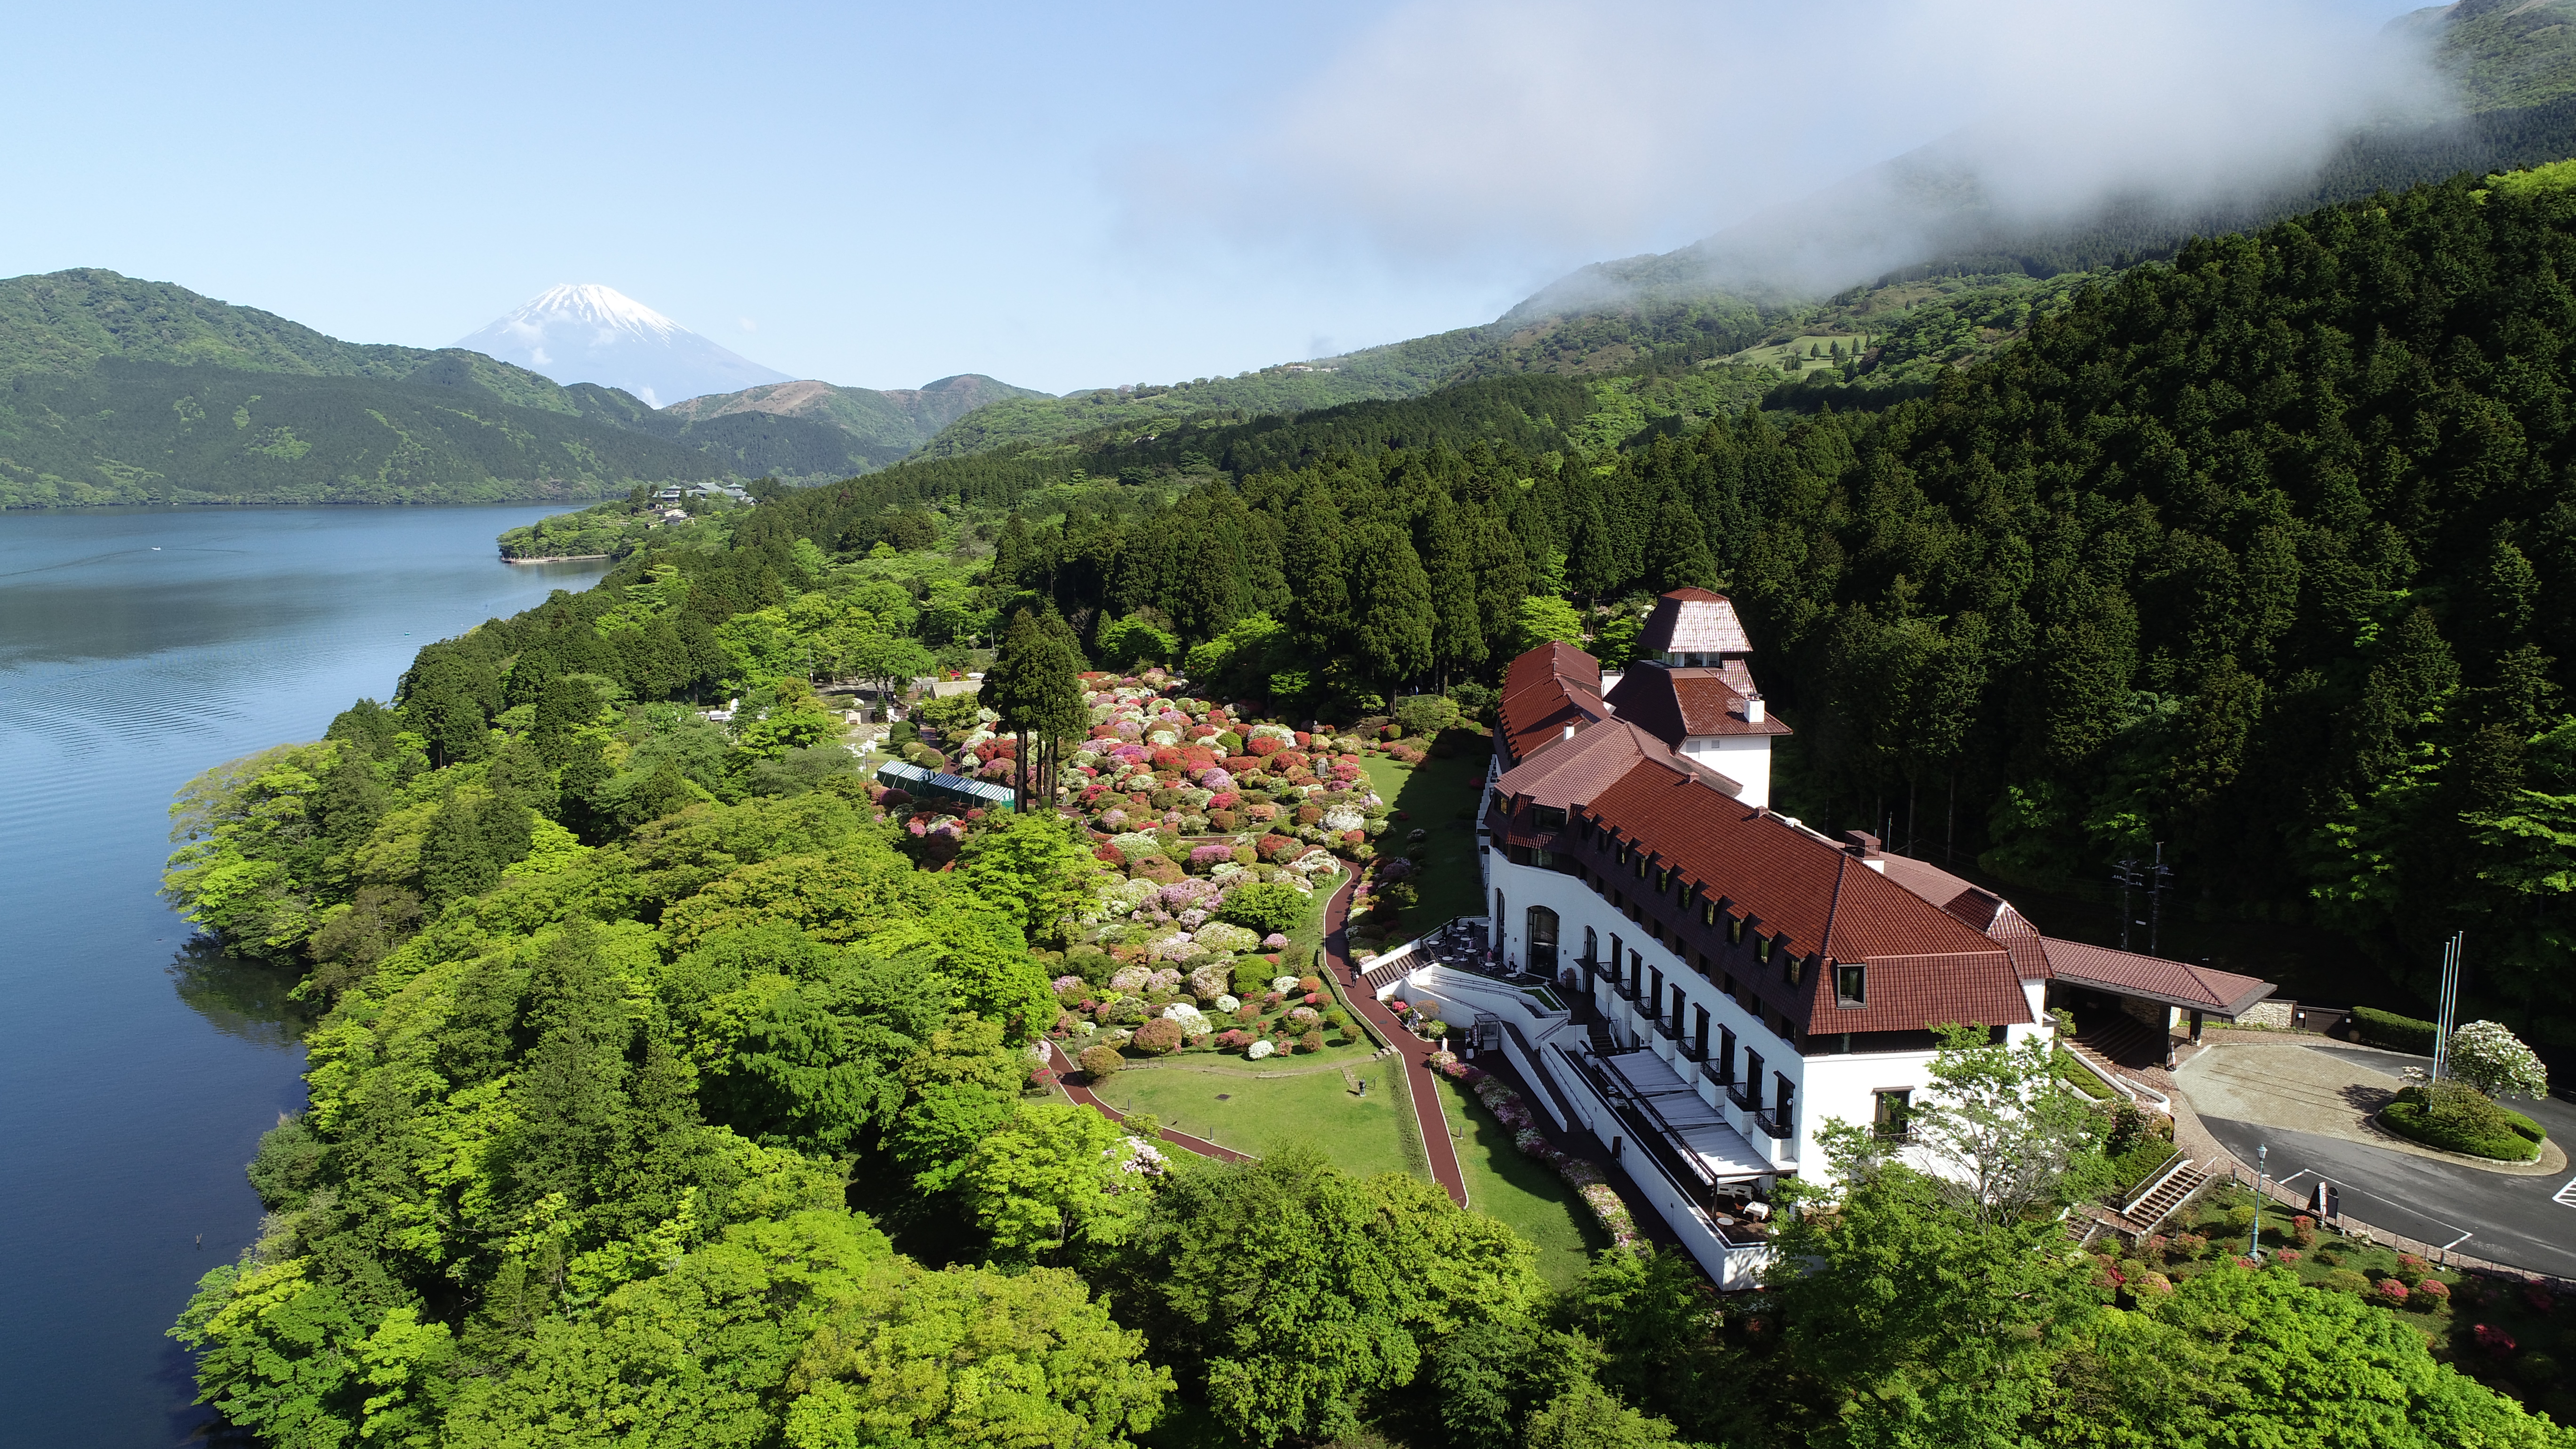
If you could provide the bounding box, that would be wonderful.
[7,1,2435,395]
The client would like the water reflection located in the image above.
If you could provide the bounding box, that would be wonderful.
[167,938,319,1051]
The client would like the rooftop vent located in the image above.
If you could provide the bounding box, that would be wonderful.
[1744,695,1765,724]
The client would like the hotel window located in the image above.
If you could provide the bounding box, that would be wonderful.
[1635,855,1648,879]
[1873,1088,1912,1139]
[1728,917,1744,946]
[1533,805,1567,831]
[1835,963,1867,1006]
[1701,899,1716,926]
[1618,843,1630,866]
[1782,951,1804,987]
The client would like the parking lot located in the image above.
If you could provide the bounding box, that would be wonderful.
[2174,1039,2576,1280]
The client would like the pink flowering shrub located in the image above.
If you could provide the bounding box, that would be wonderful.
[2375,1278,2409,1305]
[2474,1322,2517,1359]
[2412,1278,2450,1309]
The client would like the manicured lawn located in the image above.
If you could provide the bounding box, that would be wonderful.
[1091,1058,1426,1181]
[1361,748,1491,931]
[1431,1073,1608,1288]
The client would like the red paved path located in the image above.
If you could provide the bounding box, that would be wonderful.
[1046,1041,1253,1164]
[1327,877,1470,1206]
[1043,876,1469,1202]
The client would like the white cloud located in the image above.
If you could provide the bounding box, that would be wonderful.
[1126,0,2450,291]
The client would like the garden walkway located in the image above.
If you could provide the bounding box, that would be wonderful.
[1045,1041,1253,1165]
[1328,877,1471,1207]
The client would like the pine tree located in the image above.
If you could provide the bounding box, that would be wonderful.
[1417,491,1485,685]
[1349,520,1434,688]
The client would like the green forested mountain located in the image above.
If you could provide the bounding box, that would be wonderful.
[0,272,1049,502]
[0,361,740,506]
[2395,0,2576,113]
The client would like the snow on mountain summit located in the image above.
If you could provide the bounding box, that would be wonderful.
[453,283,791,408]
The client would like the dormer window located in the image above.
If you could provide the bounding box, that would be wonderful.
[1729,917,1744,946]
[1782,950,1803,987]
[1534,805,1567,831]
[1835,963,1866,1006]
[1701,899,1716,926]
[1618,843,1630,866]
[1656,867,1670,893]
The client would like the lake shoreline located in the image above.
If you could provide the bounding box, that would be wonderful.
[502,553,612,563]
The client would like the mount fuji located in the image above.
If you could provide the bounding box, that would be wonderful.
[453,284,793,408]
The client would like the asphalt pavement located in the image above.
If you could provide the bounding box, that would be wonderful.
[2194,1044,2576,1281]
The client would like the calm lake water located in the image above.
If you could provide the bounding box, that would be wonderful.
[0,506,607,1447]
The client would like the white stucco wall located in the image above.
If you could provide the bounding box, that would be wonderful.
[1678,734,1772,807]
[1486,847,2055,1187]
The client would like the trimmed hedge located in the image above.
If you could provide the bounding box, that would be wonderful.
[2380,1084,2545,1161]
[2351,1006,2437,1054]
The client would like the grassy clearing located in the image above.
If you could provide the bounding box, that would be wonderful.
[1091,1057,1425,1181]
[1431,1074,1608,1288]
[1360,749,1491,932]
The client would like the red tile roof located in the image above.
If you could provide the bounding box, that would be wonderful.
[1605,665,1791,743]
[1499,642,1610,764]
[1639,588,1753,655]
[2040,938,2275,1015]
[1578,758,2031,1032]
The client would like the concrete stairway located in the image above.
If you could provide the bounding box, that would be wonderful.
[2122,1160,2212,1233]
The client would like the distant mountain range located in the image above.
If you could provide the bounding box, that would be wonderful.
[452,283,792,409]
[0,271,1041,506]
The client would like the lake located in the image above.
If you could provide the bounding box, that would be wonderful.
[0,506,607,1447]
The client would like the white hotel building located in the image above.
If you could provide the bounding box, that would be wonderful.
[1366,589,2271,1285]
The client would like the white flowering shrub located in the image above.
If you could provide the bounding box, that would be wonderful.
[1162,1003,1212,1035]
[2448,1020,2549,1099]
[1215,994,1241,1014]
[1247,1039,1276,1060]
[1320,806,1366,833]
[1193,921,1261,955]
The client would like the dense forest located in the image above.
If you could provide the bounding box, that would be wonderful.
[161,474,2568,1449]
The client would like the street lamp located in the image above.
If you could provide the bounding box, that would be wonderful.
[2248,1143,2268,1262]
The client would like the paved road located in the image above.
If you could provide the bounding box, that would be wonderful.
[1328,877,1470,1207]
[2195,1044,2576,1280]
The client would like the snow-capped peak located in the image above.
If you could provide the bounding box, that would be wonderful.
[503,283,684,342]
[453,283,791,408]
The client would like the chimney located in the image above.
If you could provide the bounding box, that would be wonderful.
[1842,830,1880,858]
[1744,695,1765,724]
[1562,722,1576,741]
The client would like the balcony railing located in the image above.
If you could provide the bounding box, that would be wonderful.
[1753,1110,1791,1141]
[1611,977,1638,1001]
[1699,1057,1734,1088]
[1677,1038,1707,1063]
[1653,1015,1680,1041]
[1727,1083,1758,1112]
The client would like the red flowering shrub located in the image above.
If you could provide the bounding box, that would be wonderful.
[1094,845,1125,865]
[2412,1278,2451,1309]
[1234,1003,1261,1022]
[1275,749,1309,771]
[1248,735,1283,757]
[1180,745,1216,769]
[2291,1215,2317,1248]
[1149,745,1183,769]
[1295,804,1324,825]
[1293,731,1311,746]
[2474,1322,2517,1359]
[1224,755,1262,774]
[1257,833,1301,861]
[2376,1278,2409,1305]
[1132,1019,1184,1055]
[1303,992,1323,1006]
[1216,1029,1249,1049]
[1298,975,1323,993]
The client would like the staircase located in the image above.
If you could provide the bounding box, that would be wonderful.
[2120,1159,2212,1233]
[2074,1014,2164,1072]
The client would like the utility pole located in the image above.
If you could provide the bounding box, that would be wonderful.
[2146,844,2174,957]
[2111,858,2144,951]
[2432,931,2464,1081]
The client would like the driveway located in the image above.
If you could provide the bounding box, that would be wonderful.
[2175,1040,2576,1280]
